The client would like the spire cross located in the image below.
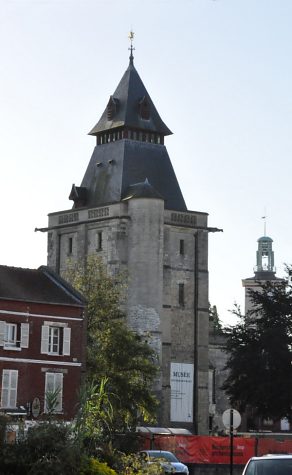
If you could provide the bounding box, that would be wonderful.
[128,30,135,65]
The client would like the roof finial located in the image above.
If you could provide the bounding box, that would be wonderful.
[128,30,135,65]
[261,209,267,236]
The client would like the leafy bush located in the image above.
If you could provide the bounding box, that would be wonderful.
[0,422,82,475]
[80,458,117,475]
[113,453,163,475]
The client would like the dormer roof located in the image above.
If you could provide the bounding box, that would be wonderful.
[122,178,164,201]
[69,184,87,208]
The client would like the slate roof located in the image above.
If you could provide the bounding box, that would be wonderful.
[257,236,273,242]
[79,139,187,211]
[122,178,164,201]
[89,61,172,136]
[0,265,85,306]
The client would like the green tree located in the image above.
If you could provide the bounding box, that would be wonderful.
[209,304,224,334]
[0,422,82,475]
[223,270,292,424]
[65,256,158,438]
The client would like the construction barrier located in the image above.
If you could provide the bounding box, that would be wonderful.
[140,435,292,465]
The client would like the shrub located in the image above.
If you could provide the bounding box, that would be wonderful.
[81,458,117,475]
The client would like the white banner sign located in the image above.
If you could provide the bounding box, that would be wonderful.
[170,362,193,422]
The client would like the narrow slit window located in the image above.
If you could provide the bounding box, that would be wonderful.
[68,237,73,255]
[96,231,102,251]
[180,239,185,255]
[178,283,185,307]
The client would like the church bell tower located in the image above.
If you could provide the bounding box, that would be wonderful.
[242,233,280,313]
[42,37,212,434]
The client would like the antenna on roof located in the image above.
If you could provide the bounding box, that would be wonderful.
[128,30,135,65]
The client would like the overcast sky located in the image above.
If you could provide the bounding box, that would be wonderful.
[1,0,291,324]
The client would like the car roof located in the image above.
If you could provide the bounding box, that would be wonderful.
[143,450,172,454]
[250,455,292,460]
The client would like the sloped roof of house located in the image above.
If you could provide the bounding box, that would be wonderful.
[0,265,85,306]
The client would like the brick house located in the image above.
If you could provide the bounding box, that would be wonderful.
[0,265,86,421]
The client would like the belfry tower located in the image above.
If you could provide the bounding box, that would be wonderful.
[255,236,275,276]
[242,234,280,313]
[41,39,217,433]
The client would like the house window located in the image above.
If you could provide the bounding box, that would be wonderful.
[0,322,29,350]
[4,324,17,348]
[96,231,102,251]
[45,372,63,413]
[41,324,71,356]
[49,326,61,354]
[178,283,185,307]
[179,239,185,256]
[1,370,18,408]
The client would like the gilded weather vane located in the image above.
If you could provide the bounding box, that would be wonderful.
[128,30,135,64]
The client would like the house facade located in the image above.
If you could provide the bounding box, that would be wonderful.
[0,265,86,422]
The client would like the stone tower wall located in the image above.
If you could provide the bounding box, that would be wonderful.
[126,198,164,361]
[46,203,210,433]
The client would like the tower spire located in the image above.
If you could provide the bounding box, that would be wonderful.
[128,30,135,65]
[261,209,267,236]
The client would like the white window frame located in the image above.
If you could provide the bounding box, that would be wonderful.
[4,323,17,348]
[0,321,29,350]
[48,326,61,354]
[44,372,63,413]
[1,369,18,408]
[41,323,71,356]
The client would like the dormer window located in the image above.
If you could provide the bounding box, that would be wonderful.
[107,96,118,120]
[139,96,150,120]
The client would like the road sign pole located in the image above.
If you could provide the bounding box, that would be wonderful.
[230,409,234,475]
[222,407,241,475]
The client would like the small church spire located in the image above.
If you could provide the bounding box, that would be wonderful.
[128,30,135,65]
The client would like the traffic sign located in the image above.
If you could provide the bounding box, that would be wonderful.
[222,409,241,429]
